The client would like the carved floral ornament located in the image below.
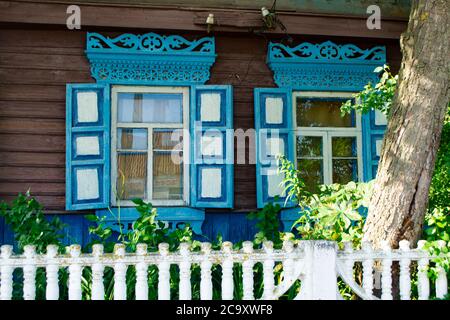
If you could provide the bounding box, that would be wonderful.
[85,32,216,84]
[267,41,387,90]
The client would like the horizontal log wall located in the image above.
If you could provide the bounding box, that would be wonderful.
[0,26,402,213]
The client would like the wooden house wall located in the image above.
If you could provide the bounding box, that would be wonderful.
[0,25,402,242]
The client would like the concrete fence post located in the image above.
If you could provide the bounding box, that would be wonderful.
[311,241,338,300]
[298,240,338,300]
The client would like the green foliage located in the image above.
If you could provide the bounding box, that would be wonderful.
[428,107,450,214]
[424,207,450,243]
[422,205,450,281]
[340,65,397,117]
[278,155,371,248]
[278,157,311,205]
[419,107,450,281]
[248,201,283,247]
[0,192,65,253]
[340,65,450,286]
[0,192,67,300]
[83,198,201,300]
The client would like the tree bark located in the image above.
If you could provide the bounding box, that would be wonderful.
[363,0,450,249]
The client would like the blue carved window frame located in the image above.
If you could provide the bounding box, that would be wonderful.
[79,32,219,234]
[263,40,387,230]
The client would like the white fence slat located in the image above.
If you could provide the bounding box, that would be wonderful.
[361,242,374,296]
[262,241,275,300]
[343,242,354,279]
[179,243,192,300]
[200,242,213,300]
[381,241,393,300]
[221,242,234,300]
[23,245,37,300]
[45,245,59,300]
[242,241,254,300]
[91,244,105,300]
[399,240,411,300]
[435,241,448,299]
[135,243,148,300]
[0,245,14,300]
[68,245,82,300]
[0,240,449,301]
[158,243,171,300]
[416,240,430,300]
[113,244,127,300]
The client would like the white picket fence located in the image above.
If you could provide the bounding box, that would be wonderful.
[0,240,448,300]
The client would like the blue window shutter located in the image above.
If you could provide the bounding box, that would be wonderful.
[190,85,234,208]
[254,88,295,208]
[362,109,387,181]
[66,84,110,210]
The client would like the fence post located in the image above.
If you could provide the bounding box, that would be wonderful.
[158,243,171,300]
[298,241,338,300]
[113,244,127,300]
[179,242,192,300]
[68,245,82,300]
[311,241,338,300]
[242,241,254,300]
[23,245,37,300]
[221,242,234,300]
[200,242,213,300]
[91,244,105,301]
[0,245,13,300]
[46,245,60,300]
[135,243,148,300]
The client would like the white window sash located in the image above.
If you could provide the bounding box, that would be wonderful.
[111,86,190,207]
[293,91,363,186]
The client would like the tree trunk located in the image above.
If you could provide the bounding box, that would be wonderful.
[363,0,450,249]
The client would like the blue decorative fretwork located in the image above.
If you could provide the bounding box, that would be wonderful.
[267,41,386,90]
[86,32,216,85]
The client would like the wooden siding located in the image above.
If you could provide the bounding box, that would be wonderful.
[0,1,408,39]
[0,26,402,213]
[7,0,411,19]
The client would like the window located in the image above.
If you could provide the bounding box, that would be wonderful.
[294,91,363,193]
[111,86,189,206]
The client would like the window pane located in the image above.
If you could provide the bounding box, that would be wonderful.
[153,152,183,200]
[153,130,183,151]
[297,159,323,193]
[332,159,358,184]
[117,152,147,200]
[332,137,357,157]
[118,128,147,150]
[296,97,354,127]
[297,136,323,157]
[118,93,182,123]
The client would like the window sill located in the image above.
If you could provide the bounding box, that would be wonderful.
[95,207,205,235]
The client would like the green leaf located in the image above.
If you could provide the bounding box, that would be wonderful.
[373,66,384,73]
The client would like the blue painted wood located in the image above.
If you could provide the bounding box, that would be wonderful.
[190,85,234,208]
[66,84,111,211]
[267,41,386,90]
[0,216,4,244]
[254,87,295,208]
[1,222,16,249]
[263,40,387,229]
[0,215,92,248]
[280,207,302,232]
[362,110,387,181]
[0,212,276,246]
[201,212,260,243]
[86,32,216,85]
[95,207,205,235]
